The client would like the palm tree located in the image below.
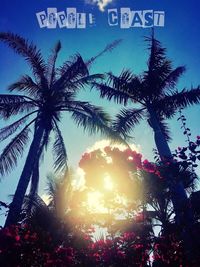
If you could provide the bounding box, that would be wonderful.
[142,163,198,230]
[23,170,96,247]
[22,171,74,240]
[92,35,200,224]
[0,32,122,227]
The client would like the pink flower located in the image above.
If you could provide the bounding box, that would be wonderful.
[124,148,133,158]
[102,250,111,263]
[24,234,30,240]
[65,255,73,264]
[65,247,74,256]
[105,239,112,246]
[133,153,142,169]
[117,250,125,259]
[143,160,156,173]
[133,244,143,250]
[104,146,112,154]
[15,235,20,242]
[83,234,91,241]
[123,232,136,241]
[79,152,91,168]
[93,252,101,262]
[45,260,55,267]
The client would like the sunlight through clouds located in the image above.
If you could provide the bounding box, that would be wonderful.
[87,191,108,213]
[104,174,114,191]
[86,139,140,153]
[72,167,85,190]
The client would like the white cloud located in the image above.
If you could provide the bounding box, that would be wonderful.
[72,167,85,190]
[86,0,113,12]
[86,139,140,153]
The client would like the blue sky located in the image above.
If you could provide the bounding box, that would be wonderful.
[0,0,200,225]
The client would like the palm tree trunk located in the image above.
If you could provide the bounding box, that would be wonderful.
[147,106,172,159]
[147,105,193,224]
[147,106,196,260]
[4,125,44,227]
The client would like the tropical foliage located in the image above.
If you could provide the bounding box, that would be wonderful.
[92,36,200,157]
[0,32,121,226]
[0,32,200,266]
[1,146,200,266]
[92,35,200,228]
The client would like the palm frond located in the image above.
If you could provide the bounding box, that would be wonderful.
[155,87,200,116]
[0,110,37,142]
[22,194,50,222]
[0,94,37,118]
[145,61,172,98]
[67,74,105,91]
[52,121,68,173]
[46,41,61,88]
[146,36,169,71]
[71,105,109,134]
[54,54,89,91]
[8,75,41,98]
[70,102,124,143]
[107,70,144,101]
[0,32,47,85]
[0,201,9,209]
[161,66,186,91]
[108,70,134,87]
[92,82,131,105]
[86,39,122,67]
[113,108,145,137]
[0,126,31,177]
[23,194,48,211]
[46,170,73,217]
[0,94,30,104]
[178,166,198,190]
[46,174,57,201]
[144,36,173,97]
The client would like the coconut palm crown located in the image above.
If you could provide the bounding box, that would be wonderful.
[92,35,200,224]
[93,35,200,158]
[0,32,121,226]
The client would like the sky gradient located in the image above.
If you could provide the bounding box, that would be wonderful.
[0,0,200,225]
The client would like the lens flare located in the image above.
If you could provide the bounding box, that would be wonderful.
[73,141,142,221]
[104,174,114,191]
[87,191,108,213]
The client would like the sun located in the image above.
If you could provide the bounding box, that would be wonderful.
[104,174,114,191]
[85,174,129,214]
[75,140,141,217]
[85,174,115,214]
[87,191,108,213]
[86,175,114,213]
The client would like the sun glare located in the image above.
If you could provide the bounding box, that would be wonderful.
[104,174,114,191]
[87,139,140,153]
[75,140,141,216]
[87,191,108,213]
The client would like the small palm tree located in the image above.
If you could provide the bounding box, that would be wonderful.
[142,163,198,230]
[23,171,74,238]
[0,32,121,227]
[23,170,94,246]
[92,35,200,223]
